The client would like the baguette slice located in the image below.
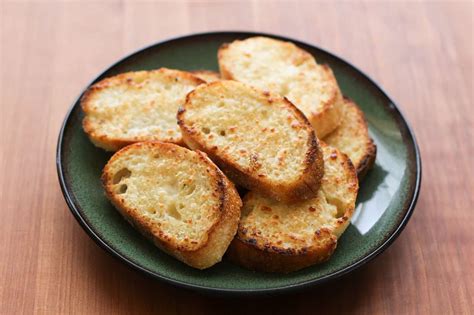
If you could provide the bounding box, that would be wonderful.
[178,80,324,203]
[227,143,358,273]
[324,98,377,179]
[82,68,204,151]
[101,141,242,269]
[218,36,344,138]
[191,70,220,83]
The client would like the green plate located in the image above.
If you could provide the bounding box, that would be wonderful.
[56,32,421,295]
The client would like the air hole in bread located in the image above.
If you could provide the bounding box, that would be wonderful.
[181,183,196,195]
[202,127,210,134]
[117,184,128,194]
[113,168,131,184]
[219,130,226,136]
[145,207,156,214]
[326,196,345,218]
[167,202,181,220]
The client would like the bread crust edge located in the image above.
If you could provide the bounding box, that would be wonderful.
[324,97,377,180]
[227,144,359,273]
[177,81,324,203]
[101,141,242,269]
[346,98,377,180]
[81,68,205,151]
[226,228,337,273]
[217,41,343,139]
[307,64,343,138]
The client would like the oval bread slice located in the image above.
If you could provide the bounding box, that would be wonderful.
[324,97,377,179]
[101,141,242,269]
[177,80,324,203]
[82,68,204,151]
[191,70,220,83]
[218,36,344,138]
[227,143,358,273]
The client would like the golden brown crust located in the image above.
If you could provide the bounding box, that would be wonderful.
[184,168,242,268]
[177,81,324,203]
[217,38,343,138]
[347,100,377,180]
[226,229,337,273]
[101,141,242,269]
[323,97,377,180]
[227,143,358,273]
[308,65,343,138]
[356,142,376,180]
[81,69,204,151]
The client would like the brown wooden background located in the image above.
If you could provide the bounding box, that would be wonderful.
[1,1,473,314]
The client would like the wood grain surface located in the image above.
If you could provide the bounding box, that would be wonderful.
[1,1,473,314]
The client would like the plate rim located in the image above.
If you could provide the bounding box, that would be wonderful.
[56,31,422,295]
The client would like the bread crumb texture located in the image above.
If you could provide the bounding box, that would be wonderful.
[324,98,377,176]
[238,144,358,253]
[218,36,343,137]
[103,142,221,246]
[179,80,313,183]
[82,68,203,150]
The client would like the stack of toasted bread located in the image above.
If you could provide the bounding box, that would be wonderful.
[84,36,376,272]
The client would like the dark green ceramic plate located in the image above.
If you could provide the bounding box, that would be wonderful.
[57,32,421,295]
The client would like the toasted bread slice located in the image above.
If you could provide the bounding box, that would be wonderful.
[324,98,377,179]
[101,141,242,269]
[178,80,324,203]
[191,70,220,83]
[82,68,204,151]
[218,36,344,138]
[227,143,358,273]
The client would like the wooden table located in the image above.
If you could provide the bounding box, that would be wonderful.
[1,1,472,314]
